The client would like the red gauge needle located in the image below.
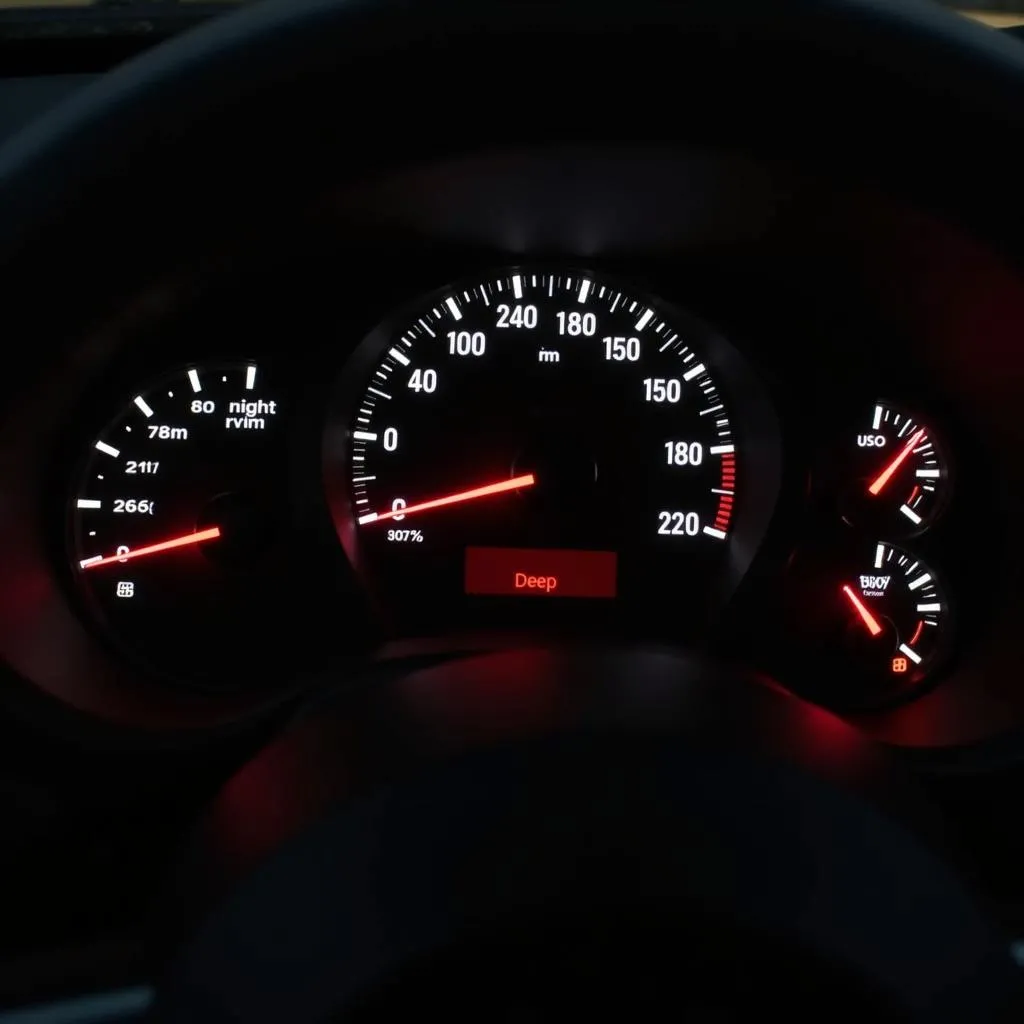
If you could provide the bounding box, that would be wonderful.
[79,526,221,570]
[841,584,884,637]
[359,473,535,525]
[868,429,925,496]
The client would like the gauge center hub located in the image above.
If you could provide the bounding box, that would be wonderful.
[512,435,599,509]
[196,489,279,566]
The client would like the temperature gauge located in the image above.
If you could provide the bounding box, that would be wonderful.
[837,402,950,535]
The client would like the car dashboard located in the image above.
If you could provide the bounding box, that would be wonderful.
[2,6,1024,1016]
[0,146,1015,735]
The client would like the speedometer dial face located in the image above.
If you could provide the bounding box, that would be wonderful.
[326,269,780,634]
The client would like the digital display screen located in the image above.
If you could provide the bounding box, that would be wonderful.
[465,546,617,599]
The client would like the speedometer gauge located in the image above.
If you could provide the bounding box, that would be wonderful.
[325,269,780,633]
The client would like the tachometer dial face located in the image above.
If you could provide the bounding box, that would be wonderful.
[69,362,291,687]
[326,269,780,633]
[836,402,950,535]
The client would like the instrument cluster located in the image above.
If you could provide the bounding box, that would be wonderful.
[54,264,970,715]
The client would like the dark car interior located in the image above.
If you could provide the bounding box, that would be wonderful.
[4,0,1024,1019]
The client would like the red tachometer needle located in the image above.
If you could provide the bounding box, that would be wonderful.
[79,526,221,570]
[359,473,535,525]
[868,429,925,496]
[841,584,883,637]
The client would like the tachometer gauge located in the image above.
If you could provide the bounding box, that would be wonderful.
[835,401,950,535]
[325,268,780,632]
[69,362,292,687]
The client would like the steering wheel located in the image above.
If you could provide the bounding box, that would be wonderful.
[2,1,1024,1020]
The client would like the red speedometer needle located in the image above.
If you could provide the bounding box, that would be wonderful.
[841,584,883,637]
[78,526,221,570]
[359,473,535,525]
[868,429,925,496]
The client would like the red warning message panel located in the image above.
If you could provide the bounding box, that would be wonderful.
[465,547,617,599]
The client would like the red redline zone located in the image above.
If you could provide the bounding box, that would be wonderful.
[714,452,736,533]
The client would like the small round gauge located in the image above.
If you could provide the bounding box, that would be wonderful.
[325,268,781,633]
[835,402,950,535]
[789,541,952,706]
[69,362,290,687]
[837,542,949,684]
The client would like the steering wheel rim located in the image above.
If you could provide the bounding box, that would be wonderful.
[1,0,1024,266]
[155,649,1017,1022]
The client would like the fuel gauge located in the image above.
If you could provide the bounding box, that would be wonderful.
[837,402,950,535]
[783,540,953,708]
[837,542,950,687]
